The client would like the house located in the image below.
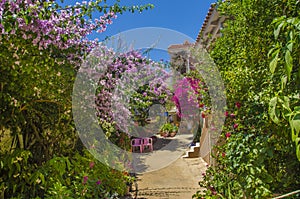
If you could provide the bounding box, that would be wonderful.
[167,3,226,164]
[167,3,226,74]
[195,3,226,50]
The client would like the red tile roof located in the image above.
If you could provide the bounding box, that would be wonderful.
[195,3,216,44]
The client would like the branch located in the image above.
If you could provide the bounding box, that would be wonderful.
[272,190,300,199]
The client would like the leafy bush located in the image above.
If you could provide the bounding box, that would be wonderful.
[0,149,132,198]
[194,0,300,198]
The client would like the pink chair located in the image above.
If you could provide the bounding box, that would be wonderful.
[142,137,153,152]
[131,138,143,153]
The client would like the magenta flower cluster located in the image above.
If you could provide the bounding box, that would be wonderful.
[172,77,203,118]
[224,102,242,138]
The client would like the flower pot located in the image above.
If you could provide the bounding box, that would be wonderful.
[169,132,176,137]
[161,131,169,138]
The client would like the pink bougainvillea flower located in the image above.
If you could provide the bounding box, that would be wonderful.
[89,161,95,169]
[225,132,231,138]
[235,102,241,109]
[83,176,88,184]
[225,111,229,117]
[233,123,238,129]
[210,186,217,195]
[230,113,235,118]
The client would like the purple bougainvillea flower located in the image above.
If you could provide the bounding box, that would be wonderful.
[96,180,101,185]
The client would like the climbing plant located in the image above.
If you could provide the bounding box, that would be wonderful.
[194,0,300,198]
[268,10,300,161]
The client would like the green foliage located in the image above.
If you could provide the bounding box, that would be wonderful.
[268,4,300,160]
[0,27,77,162]
[0,0,154,198]
[160,123,174,133]
[195,0,300,198]
[0,149,131,198]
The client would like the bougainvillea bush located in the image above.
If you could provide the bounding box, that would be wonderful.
[93,47,171,142]
[172,76,202,118]
[0,0,155,198]
[194,0,300,198]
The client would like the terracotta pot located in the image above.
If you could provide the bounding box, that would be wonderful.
[161,131,169,138]
[169,132,176,137]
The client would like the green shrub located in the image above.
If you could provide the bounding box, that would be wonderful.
[0,149,132,198]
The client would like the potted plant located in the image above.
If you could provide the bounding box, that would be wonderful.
[159,123,173,137]
[169,125,178,137]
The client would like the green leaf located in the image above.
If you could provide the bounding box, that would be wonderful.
[274,22,284,40]
[281,96,290,111]
[290,119,300,141]
[281,75,287,90]
[285,50,293,81]
[269,96,280,124]
[296,138,300,161]
[24,16,32,25]
[287,42,293,52]
[294,106,300,112]
[287,17,296,24]
[270,51,279,74]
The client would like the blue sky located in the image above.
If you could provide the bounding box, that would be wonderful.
[100,0,217,61]
[66,0,217,60]
[97,0,216,42]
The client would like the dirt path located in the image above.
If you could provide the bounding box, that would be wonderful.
[136,157,207,199]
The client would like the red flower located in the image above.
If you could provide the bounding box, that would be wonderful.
[201,112,205,118]
[89,162,95,169]
[209,186,217,195]
[225,132,231,138]
[230,113,235,118]
[225,111,229,117]
[83,176,88,184]
[222,152,226,157]
[233,123,238,129]
[235,102,241,109]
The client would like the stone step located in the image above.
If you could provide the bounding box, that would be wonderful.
[182,142,200,158]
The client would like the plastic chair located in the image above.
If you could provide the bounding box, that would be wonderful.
[131,138,143,153]
[142,137,153,152]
